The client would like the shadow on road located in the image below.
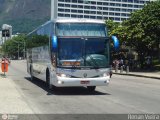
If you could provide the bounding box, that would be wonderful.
[25,77,110,96]
[0,73,7,78]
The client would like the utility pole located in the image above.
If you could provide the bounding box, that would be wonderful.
[11,40,26,59]
[159,43,160,62]
[4,30,6,53]
[23,41,26,59]
[18,43,19,59]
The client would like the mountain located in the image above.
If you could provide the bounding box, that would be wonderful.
[0,0,51,34]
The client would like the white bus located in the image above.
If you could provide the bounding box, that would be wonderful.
[27,18,112,92]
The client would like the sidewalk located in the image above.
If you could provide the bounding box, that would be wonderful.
[112,69,160,80]
[0,73,34,114]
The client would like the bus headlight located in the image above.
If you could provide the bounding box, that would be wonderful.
[61,74,67,77]
[57,73,66,77]
[103,73,107,77]
[57,73,71,78]
[100,73,110,77]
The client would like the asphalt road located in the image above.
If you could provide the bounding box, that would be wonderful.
[5,60,160,119]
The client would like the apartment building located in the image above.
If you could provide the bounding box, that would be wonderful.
[51,0,154,22]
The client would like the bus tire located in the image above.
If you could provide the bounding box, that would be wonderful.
[87,86,96,92]
[30,66,35,81]
[46,69,52,89]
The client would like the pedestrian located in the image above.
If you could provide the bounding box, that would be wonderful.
[113,59,118,70]
[1,57,9,64]
[119,58,124,67]
[146,56,151,69]
[0,56,9,74]
[115,59,119,69]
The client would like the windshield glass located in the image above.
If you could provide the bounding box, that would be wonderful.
[57,37,109,68]
[57,23,107,37]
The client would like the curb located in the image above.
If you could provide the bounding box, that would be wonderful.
[113,72,160,80]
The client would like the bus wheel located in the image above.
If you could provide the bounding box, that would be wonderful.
[46,70,52,89]
[30,66,35,81]
[87,86,96,92]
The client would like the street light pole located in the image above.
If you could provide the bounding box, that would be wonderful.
[23,41,26,59]
[4,31,6,53]
[18,43,19,59]
[11,39,26,59]
[158,42,160,61]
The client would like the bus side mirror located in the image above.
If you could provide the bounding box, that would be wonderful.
[111,36,119,50]
[52,36,58,52]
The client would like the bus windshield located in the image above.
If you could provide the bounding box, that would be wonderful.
[57,37,109,68]
[57,23,107,37]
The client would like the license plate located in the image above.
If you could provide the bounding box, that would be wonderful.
[81,81,90,84]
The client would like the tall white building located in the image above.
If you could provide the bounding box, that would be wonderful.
[52,0,153,22]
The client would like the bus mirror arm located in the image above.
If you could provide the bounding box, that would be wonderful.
[111,36,119,50]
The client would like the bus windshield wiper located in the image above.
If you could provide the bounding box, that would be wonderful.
[86,55,99,69]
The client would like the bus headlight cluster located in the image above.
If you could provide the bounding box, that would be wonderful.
[57,73,71,78]
[61,74,67,77]
[100,73,110,77]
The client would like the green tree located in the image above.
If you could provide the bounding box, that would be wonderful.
[105,19,120,36]
[106,0,160,67]
[123,0,160,66]
[2,34,26,59]
[26,35,49,48]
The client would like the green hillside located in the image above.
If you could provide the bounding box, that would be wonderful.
[0,17,50,34]
[0,0,51,34]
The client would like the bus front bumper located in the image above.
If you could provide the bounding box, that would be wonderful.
[54,77,110,87]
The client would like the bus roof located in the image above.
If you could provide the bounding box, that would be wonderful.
[53,18,105,24]
[27,18,105,36]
